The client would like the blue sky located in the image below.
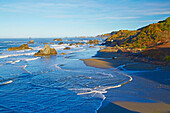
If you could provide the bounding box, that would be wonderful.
[0,0,169,38]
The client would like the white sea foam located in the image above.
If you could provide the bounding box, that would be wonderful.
[0,52,35,59]
[68,49,86,54]
[31,47,42,50]
[0,80,13,86]
[69,70,133,113]
[15,49,32,52]
[54,64,62,70]
[81,40,88,42]
[4,57,39,65]
[6,61,13,64]
[76,85,121,95]
[5,60,21,64]
[95,94,106,113]
[116,64,126,71]
[69,84,122,96]
[69,88,92,91]
[71,45,83,49]
[11,60,21,64]
[51,44,68,50]
[23,65,32,74]
[25,57,40,61]
[97,72,114,77]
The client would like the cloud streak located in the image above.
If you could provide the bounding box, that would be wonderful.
[0,0,169,38]
[145,11,170,15]
[93,16,139,20]
[0,1,169,19]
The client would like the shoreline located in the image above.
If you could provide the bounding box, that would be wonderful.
[81,54,170,113]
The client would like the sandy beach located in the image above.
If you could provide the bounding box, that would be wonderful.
[81,54,170,113]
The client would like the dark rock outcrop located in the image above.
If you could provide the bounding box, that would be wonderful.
[87,39,100,45]
[8,44,32,51]
[142,46,170,62]
[63,47,71,50]
[58,42,64,45]
[76,42,83,45]
[89,46,94,48]
[69,44,75,46]
[34,45,57,56]
[60,53,66,55]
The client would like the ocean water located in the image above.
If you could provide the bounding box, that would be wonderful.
[0,38,131,113]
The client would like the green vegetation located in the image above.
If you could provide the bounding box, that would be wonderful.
[165,55,170,62]
[105,17,170,49]
[104,17,170,62]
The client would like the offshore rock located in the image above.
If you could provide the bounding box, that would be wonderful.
[34,45,57,56]
[69,44,75,46]
[53,38,62,41]
[87,39,100,45]
[76,42,83,45]
[60,53,66,55]
[58,42,64,45]
[89,46,94,48]
[28,40,34,44]
[63,47,71,50]
[8,44,32,51]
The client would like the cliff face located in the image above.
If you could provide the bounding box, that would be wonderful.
[105,17,170,49]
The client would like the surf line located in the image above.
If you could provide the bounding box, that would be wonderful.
[77,73,132,95]
[77,70,133,113]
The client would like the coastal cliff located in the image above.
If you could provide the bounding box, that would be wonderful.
[101,17,170,62]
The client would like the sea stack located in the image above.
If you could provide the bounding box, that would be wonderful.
[34,45,57,56]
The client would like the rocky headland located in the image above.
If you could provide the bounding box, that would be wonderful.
[99,17,170,65]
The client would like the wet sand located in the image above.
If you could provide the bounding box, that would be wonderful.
[81,56,170,113]
[114,101,170,113]
[81,57,160,70]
